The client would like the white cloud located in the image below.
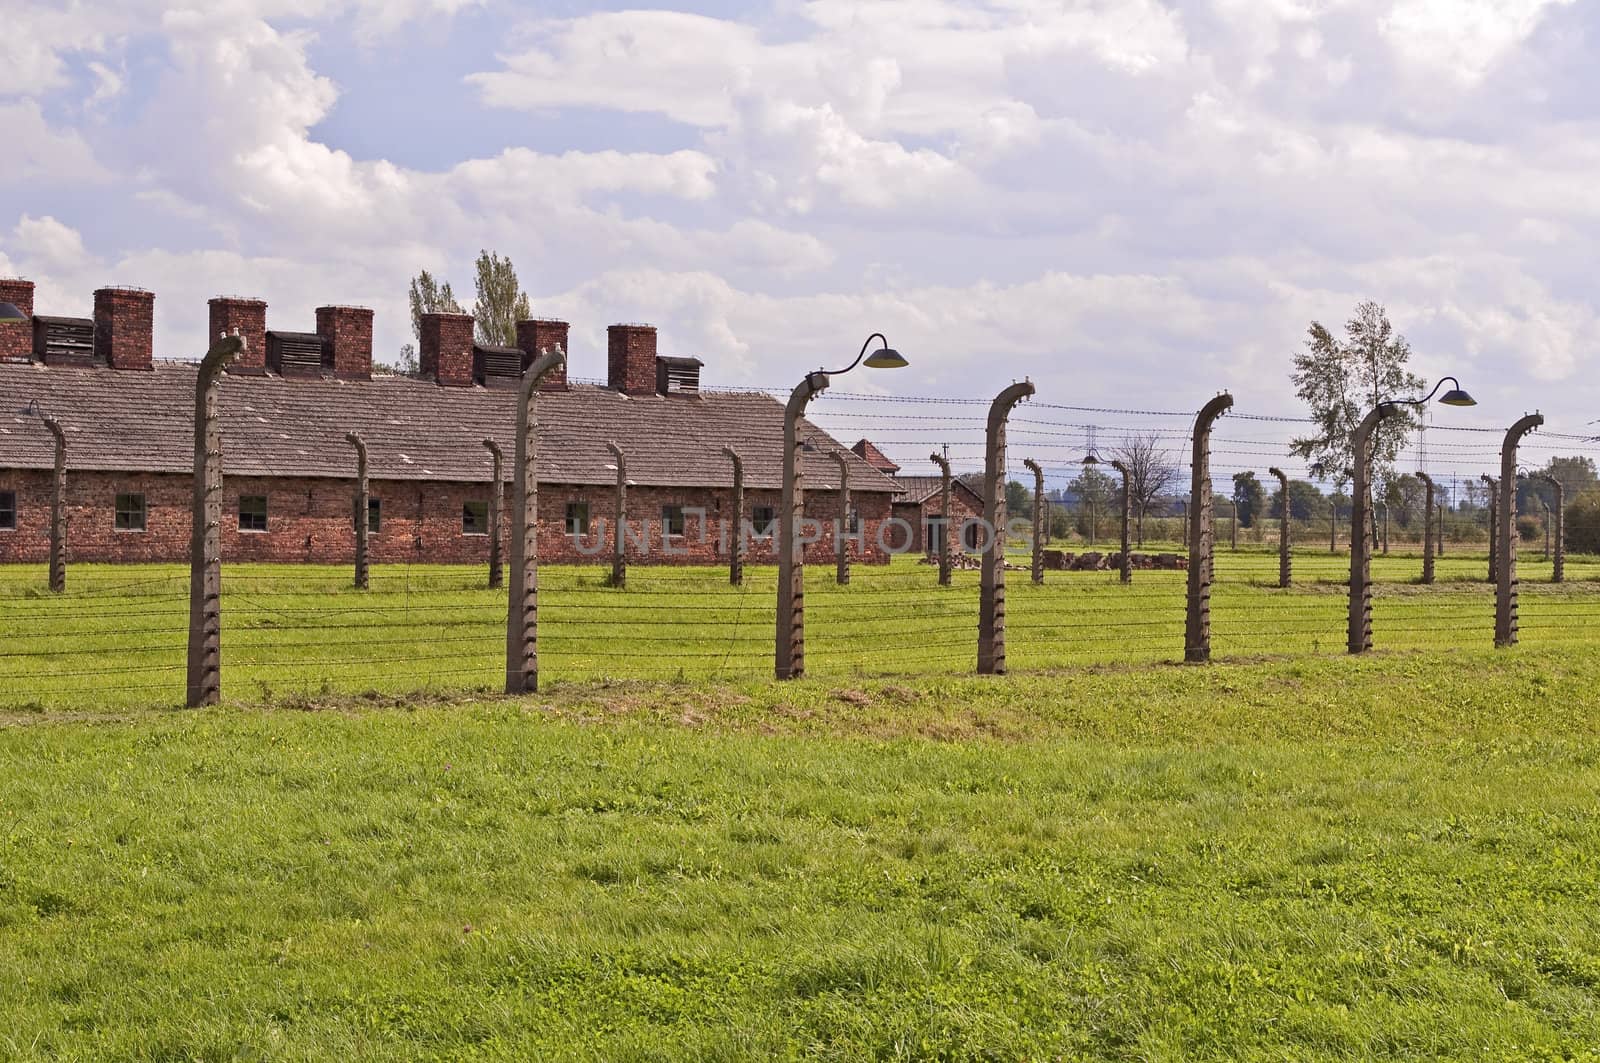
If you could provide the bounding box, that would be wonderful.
[1381,0,1575,83]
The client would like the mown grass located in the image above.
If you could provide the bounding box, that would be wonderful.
[3,546,1600,712]
[3,651,1600,1059]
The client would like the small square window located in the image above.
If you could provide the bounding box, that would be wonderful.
[239,494,268,532]
[463,501,489,535]
[356,497,381,533]
[751,505,776,537]
[115,492,146,532]
[661,504,686,537]
[565,501,590,536]
[0,490,14,531]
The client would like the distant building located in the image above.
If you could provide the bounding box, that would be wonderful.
[851,440,985,555]
[0,280,900,566]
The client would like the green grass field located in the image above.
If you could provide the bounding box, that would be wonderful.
[4,552,1600,1058]
[3,546,1599,713]
[3,653,1600,1058]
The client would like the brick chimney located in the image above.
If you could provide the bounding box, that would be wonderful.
[607,324,657,395]
[315,305,374,381]
[517,318,569,392]
[421,312,475,386]
[209,297,267,374]
[94,287,155,370]
[0,278,34,364]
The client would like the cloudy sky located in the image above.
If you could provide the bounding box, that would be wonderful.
[3,0,1596,444]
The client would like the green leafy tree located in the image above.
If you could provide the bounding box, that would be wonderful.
[1068,467,1115,540]
[408,269,463,342]
[1384,473,1424,528]
[1005,480,1030,517]
[1231,471,1265,528]
[1565,488,1600,553]
[1289,302,1425,514]
[391,342,418,377]
[1271,480,1329,521]
[472,250,532,348]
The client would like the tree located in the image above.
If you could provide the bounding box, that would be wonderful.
[1565,488,1600,553]
[408,269,463,343]
[1005,480,1030,518]
[1524,455,1598,516]
[1231,471,1265,528]
[1112,432,1180,545]
[1273,479,1329,522]
[1384,473,1424,528]
[389,342,419,377]
[472,250,532,348]
[1068,467,1115,540]
[1289,303,1424,540]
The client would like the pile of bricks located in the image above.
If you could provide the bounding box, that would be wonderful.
[1040,550,1188,572]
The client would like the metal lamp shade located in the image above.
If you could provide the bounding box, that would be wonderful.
[862,347,908,369]
[1439,388,1476,407]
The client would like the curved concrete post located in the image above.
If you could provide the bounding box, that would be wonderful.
[1538,473,1564,582]
[41,415,66,594]
[978,381,1036,674]
[1437,502,1446,556]
[1417,472,1436,584]
[1348,403,1401,654]
[345,432,369,590]
[930,451,953,587]
[1110,459,1133,584]
[1481,474,1498,585]
[483,439,504,589]
[1185,393,1233,663]
[605,441,627,590]
[505,345,567,695]
[1268,466,1290,588]
[831,451,851,585]
[722,446,744,586]
[186,331,247,708]
[1497,413,1544,646]
[1379,502,1389,554]
[1022,458,1045,585]
[777,371,829,679]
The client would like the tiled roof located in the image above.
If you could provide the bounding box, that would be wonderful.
[0,362,898,492]
[851,438,900,473]
[891,474,984,506]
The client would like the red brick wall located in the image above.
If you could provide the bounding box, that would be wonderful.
[421,313,474,387]
[316,305,374,380]
[0,468,897,566]
[0,279,35,364]
[94,288,155,371]
[518,319,569,391]
[607,324,657,395]
[894,486,985,555]
[210,297,268,373]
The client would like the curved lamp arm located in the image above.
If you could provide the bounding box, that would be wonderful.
[821,332,890,376]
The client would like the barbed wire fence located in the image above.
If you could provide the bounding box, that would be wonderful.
[4,375,1600,713]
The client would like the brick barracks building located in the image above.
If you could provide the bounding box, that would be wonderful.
[0,279,903,567]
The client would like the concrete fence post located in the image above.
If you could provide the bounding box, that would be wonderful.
[42,415,67,594]
[1268,466,1290,588]
[1348,404,1402,654]
[1481,474,1498,585]
[505,345,566,695]
[483,439,504,590]
[1330,501,1337,553]
[776,371,829,679]
[1023,458,1045,585]
[186,332,246,708]
[930,451,953,587]
[1417,472,1436,584]
[1437,502,1446,556]
[722,446,744,586]
[1184,393,1233,663]
[1538,473,1564,582]
[345,432,369,590]
[1380,502,1389,554]
[832,451,851,586]
[1496,414,1544,647]
[1110,459,1133,584]
[605,441,627,590]
[978,381,1036,674]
